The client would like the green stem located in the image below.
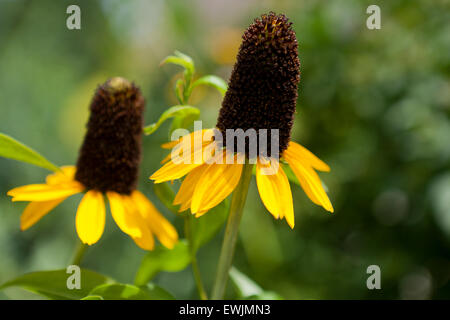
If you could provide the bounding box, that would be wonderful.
[185,215,208,300]
[211,162,254,300]
[71,242,88,266]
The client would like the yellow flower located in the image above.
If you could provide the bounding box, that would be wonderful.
[150,130,333,229]
[150,13,333,228]
[8,166,177,250]
[7,77,178,250]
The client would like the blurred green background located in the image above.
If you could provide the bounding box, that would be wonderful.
[1,0,449,299]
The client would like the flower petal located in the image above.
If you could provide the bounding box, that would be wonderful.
[150,142,215,183]
[256,158,295,228]
[131,190,178,249]
[284,151,334,213]
[121,195,155,250]
[173,164,208,210]
[75,190,106,245]
[191,152,243,214]
[8,182,84,202]
[46,166,77,185]
[107,192,142,238]
[285,142,330,172]
[20,198,67,231]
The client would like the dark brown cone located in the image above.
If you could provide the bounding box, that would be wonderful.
[216,12,300,157]
[75,77,144,195]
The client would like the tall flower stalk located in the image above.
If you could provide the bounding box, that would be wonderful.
[211,162,253,299]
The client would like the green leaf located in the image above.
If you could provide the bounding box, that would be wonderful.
[87,283,174,300]
[190,200,229,252]
[81,295,104,300]
[145,283,176,300]
[160,51,194,78]
[229,267,263,298]
[153,182,178,214]
[191,75,228,96]
[175,78,184,104]
[0,269,113,300]
[229,267,283,300]
[245,292,283,300]
[0,133,60,172]
[143,105,200,136]
[134,240,191,286]
[169,108,199,135]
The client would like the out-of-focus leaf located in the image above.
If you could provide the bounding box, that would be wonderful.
[169,109,199,135]
[153,182,178,213]
[229,267,263,298]
[245,292,283,300]
[230,267,283,300]
[190,200,229,252]
[81,295,104,300]
[191,75,228,96]
[0,269,112,300]
[0,133,60,172]
[143,105,200,136]
[145,283,176,300]
[87,283,174,300]
[175,78,184,104]
[160,51,194,78]
[134,240,191,286]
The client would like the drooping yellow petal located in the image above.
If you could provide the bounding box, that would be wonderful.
[284,151,334,213]
[283,163,320,206]
[132,230,155,251]
[123,196,155,251]
[256,158,295,228]
[169,129,215,152]
[160,152,172,164]
[285,142,330,172]
[75,190,106,245]
[173,164,208,209]
[46,166,77,185]
[191,152,243,214]
[8,182,84,202]
[150,142,215,183]
[161,140,179,149]
[151,161,203,184]
[107,192,142,238]
[131,190,178,249]
[20,198,67,231]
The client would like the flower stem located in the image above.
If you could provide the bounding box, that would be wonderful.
[211,162,254,300]
[184,215,208,300]
[71,242,88,266]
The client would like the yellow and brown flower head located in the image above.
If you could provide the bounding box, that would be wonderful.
[151,13,333,228]
[8,77,178,250]
[216,12,300,157]
[75,77,143,194]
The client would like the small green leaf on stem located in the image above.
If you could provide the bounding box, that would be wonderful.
[160,51,195,78]
[143,105,200,136]
[191,75,228,97]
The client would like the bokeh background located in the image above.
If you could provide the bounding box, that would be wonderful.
[1,0,449,300]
